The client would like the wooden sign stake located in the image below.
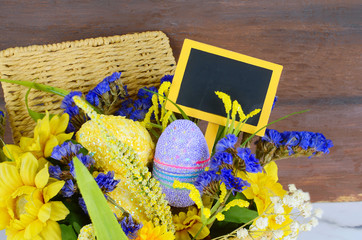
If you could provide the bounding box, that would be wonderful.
[205,122,219,154]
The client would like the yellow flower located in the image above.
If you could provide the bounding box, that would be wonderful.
[231,100,241,119]
[3,112,73,163]
[239,161,285,214]
[135,221,175,240]
[245,109,261,119]
[0,152,69,240]
[239,161,292,238]
[215,91,231,114]
[173,206,210,240]
[173,181,202,209]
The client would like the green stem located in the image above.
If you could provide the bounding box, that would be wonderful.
[192,222,206,240]
[240,109,310,148]
[223,112,230,137]
[0,78,69,97]
[142,88,190,120]
[149,128,160,138]
[228,114,236,135]
[147,122,163,129]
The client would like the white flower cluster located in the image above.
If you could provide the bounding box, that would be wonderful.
[270,184,323,240]
[215,184,323,240]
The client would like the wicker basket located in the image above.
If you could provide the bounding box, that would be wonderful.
[0,31,272,240]
[0,31,176,143]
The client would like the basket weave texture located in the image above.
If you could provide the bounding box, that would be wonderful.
[0,31,176,143]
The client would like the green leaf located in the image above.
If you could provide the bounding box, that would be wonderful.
[142,88,190,121]
[240,109,310,147]
[210,221,240,239]
[25,88,45,121]
[223,206,258,224]
[0,78,69,97]
[223,192,258,224]
[60,224,78,240]
[61,199,90,235]
[73,157,127,240]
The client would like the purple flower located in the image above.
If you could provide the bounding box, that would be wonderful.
[215,134,238,152]
[103,72,121,84]
[160,75,174,84]
[86,73,122,106]
[51,141,83,164]
[120,215,142,239]
[262,129,282,146]
[69,153,95,177]
[281,131,300,147]
[78,197,88,215]
[61,91,82,117]
[95,171,120,193]
[137,86,157,99]
[299,131,313,150]
[194,170,220,193]
[116,86,156,121]
[310,133,333,154]
[49,165,62,179]
[237,148,262,173]
[61,179,76,197]
[271,96,278,110]
[220,168,250,194]
[210,152,233,170]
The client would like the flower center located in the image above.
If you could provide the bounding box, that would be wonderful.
[15,195,28,219]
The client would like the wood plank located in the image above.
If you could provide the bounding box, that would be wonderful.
[0,0,361,202]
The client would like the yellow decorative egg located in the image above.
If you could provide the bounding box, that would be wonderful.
[76,115,154,222]
[76,115,155,174]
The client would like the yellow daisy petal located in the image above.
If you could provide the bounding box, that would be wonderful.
[35,112,50,143]
[0,206,11,229]
[39,220,62,240]
[35,164,49,189]
[3,144,24,162]
[52,113,69,135]
[19,152,39,186]
[49,202,69,221]
[38,203,51,223]
[56,133,73,146]
[43,135,58,158]
[43,181,64,203]
[0,162,23,192]
[24,219,44,239]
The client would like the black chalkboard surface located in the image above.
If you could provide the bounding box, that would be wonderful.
[166,39,282,136]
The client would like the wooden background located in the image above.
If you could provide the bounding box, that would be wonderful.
[0,0,361,202]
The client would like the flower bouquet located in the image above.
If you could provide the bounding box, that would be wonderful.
[0,68,333,240]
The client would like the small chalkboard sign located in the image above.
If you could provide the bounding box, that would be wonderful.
[166,39,282,150]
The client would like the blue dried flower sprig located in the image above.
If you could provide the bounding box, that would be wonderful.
[49,141,95,198]
[195,134,259,197]
[61,91,89,133]
[256,128,334,165]
[120,215,142,239]
[115,75,173,121]
[86,72,128,115]
[78,172,121,215]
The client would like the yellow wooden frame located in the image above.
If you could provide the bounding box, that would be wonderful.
[165,39,283,136]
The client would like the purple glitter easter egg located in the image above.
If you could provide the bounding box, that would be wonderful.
[153,119,210,207]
